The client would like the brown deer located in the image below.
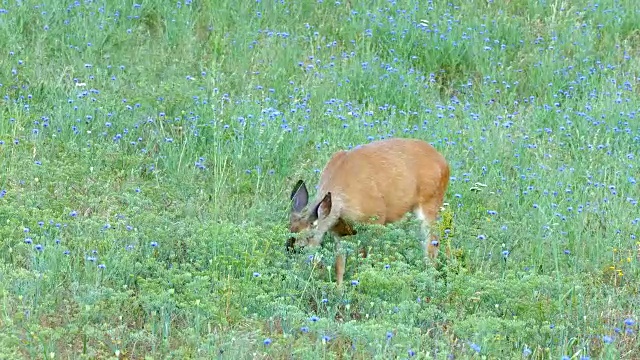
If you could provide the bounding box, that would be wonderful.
[287,137,450,286]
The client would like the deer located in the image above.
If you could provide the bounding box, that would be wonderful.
[286,137,450,286]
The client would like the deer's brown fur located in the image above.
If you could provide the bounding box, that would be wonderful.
[287,137,450,286]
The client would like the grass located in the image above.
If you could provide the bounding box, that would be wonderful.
[0,0,639,358]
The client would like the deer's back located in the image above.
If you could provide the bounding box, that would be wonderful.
[317,138,448,224]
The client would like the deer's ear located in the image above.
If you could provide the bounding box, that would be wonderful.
[310,192,332,220]
[290,180,308,213]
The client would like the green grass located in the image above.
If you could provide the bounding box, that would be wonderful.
[0,0,639,358]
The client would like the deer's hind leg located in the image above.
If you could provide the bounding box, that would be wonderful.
[415,201,444,261]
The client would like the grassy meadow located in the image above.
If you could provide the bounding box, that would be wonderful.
[1,0,639,358]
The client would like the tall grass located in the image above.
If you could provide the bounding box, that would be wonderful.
[0,0,638,358]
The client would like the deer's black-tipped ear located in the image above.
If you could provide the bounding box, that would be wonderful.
[290,180,308,213]
[310,192,332,220]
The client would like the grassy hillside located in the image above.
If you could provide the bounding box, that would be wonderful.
[0,0,638,358]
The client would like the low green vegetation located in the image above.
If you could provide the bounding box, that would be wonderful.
[0,0,638,358]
